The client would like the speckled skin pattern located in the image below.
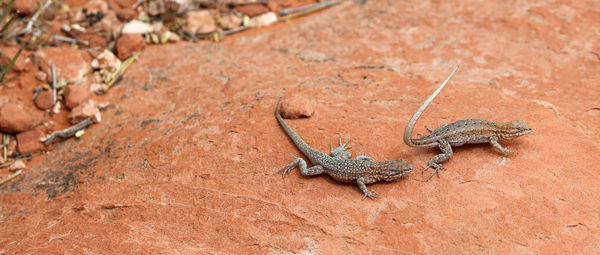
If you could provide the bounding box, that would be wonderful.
[403,66,532,180]
[276,98,413,199]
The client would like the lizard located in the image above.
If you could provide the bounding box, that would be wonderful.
[403,66,532,181]
[275,97,413,199]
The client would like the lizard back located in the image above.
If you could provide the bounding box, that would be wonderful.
[412,119,532,147]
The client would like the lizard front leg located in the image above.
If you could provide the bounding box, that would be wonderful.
[424,139,453,181]
[275,154,326,177]
[357,177,378,199]
[489,136,515,155]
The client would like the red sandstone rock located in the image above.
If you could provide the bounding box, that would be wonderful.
[80,0,108,12]
[235,4,270,17]
[7,159,25,171]
[114,0,137,8]
[117,8,137,20]
[75,33,109,49]
[167,32,180,42]
[97,10,122,38]
[91,49,121,72]
[116,34,145,60]
[34,47,91,84]
[0,103,36,133]
[16,126,48,154]
[35,71,47,81]
[12,0,44,15]
[34,90,53,110]
[68,99,101,124]
[0,47,30,72]
[63,85,90,110]
[184,10,216,34]
[219,13,243,30]
[280,96,314,119]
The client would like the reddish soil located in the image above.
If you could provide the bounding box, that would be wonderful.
[2,0,600,253]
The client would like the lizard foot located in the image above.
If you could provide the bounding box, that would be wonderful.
[357,179,378,199]
[274,153,300,178]
[330,135,352,159]
[423,162,445,181]
[362,191,379,200]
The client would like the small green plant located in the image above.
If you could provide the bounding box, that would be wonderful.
[0,0,21,83]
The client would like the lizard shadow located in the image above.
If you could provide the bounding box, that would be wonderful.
[319,176,413,198]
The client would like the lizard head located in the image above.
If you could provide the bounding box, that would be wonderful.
[378,159,414,181]
[499,120,532,139]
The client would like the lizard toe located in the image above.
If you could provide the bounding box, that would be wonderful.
[425,163,444,181]
[363,191,379,200]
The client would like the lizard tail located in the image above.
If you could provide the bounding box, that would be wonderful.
[403,65,459,147]
[275,96,319,156]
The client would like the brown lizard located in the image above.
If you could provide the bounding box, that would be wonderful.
[275,98,413,199]
[403,66,532,180]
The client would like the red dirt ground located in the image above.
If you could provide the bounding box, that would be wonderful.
[2,0,600,253]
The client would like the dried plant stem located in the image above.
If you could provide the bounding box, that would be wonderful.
[279,0,344,20]
[2,133,7,162]
[106,51,141,90]
[0,170,21,186]
[21,0,52,34]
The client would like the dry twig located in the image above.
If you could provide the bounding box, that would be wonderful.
[0,169,21,187]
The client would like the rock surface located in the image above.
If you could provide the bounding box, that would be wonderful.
[1,1,600,254]
[16,126,48,154]
[91,49,121,72]
[116,34,145,60]
[0,103,36,133]
[35,71,47,81]
[68,99,101,124]
[34,47,91,84]
[235,4,270,17]
[7,159,25,172]
[248,12,277,28]
[218,13,242,30]
[63,84,90,110]
[185,10,216,34]
[0,46,30,72]
[33,90,53,110]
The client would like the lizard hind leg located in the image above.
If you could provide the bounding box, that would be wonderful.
[274,153,326,177]
[417,126,435,138]
[423,139,453,181]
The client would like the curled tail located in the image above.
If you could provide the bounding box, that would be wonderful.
[403,66,459,147]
